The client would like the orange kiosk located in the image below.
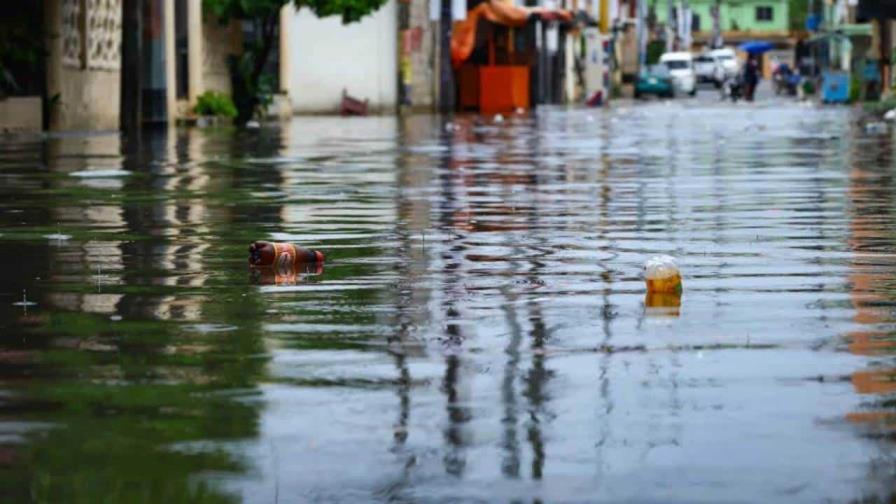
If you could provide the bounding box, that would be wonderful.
[451,0,571,114]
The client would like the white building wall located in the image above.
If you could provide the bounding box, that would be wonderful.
[286,2,397,114]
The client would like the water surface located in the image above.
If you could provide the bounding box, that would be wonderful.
[0,99,895,502]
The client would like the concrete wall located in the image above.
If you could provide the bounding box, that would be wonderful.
[48,66,121,130]
[45,0,121,131]
[200,18,241,96]
[285,2,397,114]
[0,97,42,132]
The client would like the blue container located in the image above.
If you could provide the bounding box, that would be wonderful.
[822,71,850,103]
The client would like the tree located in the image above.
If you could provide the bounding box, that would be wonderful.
[203,0,387,124]
[788,0,809,32]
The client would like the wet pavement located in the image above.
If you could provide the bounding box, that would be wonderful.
[0,94,895,502]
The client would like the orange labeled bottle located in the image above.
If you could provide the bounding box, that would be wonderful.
[249,241,325,268]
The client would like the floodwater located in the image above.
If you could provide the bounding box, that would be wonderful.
[0,96,895,503]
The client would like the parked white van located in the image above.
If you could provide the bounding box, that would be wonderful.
[659,52,697,96]
[709,47,740,79]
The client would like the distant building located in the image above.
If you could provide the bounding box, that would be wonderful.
[650,0,792,46]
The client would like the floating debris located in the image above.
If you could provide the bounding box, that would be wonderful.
[12,290,36,308]
[249,241,325,268]
[69,169,131,178]
[865,122,887,135]
[493,113,504,123]
[644,255,682,295]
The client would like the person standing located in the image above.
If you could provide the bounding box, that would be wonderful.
[744,55,760,101]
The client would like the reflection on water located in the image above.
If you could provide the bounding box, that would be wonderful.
[0,101,895,501]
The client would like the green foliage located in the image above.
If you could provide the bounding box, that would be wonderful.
[194,91,238,118]
[646,41,665,65]
[203,0,387,25]
[849,72,861,103]
[863,96,896,114]
[789,0,808,32]
[0,2,46,97]
[802,79,815,95]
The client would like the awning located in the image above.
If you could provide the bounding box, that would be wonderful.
[807,24,873,43]
[841,23,872,37]
[451,0,572,68]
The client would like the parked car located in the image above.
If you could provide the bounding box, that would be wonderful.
[694,53,724,87]
[634,64,675,99]
[709,47,740,80]
[660,52,697,96]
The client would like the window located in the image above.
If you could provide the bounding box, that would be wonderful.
[756,6,773,21]
[692,13,701,32]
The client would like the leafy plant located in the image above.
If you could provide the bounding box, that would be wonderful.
[194,91,238,118]
[204,0,387,124]
[0,2,45,98]
[849,72,861,103]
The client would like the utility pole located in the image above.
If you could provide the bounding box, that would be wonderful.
[637,0,646,70]
[666,0,675,52]
[710,0,721,49]
[600,0,610,34]
[120,0,142,134]
[438,0,455,112]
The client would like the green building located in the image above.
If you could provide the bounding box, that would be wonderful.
[650,0,791,41]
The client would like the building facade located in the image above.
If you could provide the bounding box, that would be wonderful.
[650,0,791,45]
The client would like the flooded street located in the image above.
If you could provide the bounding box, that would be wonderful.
[1,96,895,502]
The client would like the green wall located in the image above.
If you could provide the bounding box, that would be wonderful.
[650,0,791,33]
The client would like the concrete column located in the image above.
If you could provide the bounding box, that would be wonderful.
[280,4,291,94]
[164,0,176,124]
[188,0,203,103]
[45,0,62,130]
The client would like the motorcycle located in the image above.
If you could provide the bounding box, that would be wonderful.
[773,71,800,96]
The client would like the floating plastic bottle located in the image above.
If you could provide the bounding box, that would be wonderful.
[249,241,325,268]
[644,255,682,295]
[644,291,681,317]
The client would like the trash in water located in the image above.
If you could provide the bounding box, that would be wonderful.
[515,107,525,115]
[341,89,369,116]
[493,114,504,123]
[69,169,131,178]
[865,122,887,135]
[12,290,36,308]
[245,120,261,129]
[644,255,682,295]
[884,109,896,121]
[444,122,460,132]
[645,291,681,317]
[249,241,325,269]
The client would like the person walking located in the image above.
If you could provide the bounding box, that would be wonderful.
[744,55,760,101]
